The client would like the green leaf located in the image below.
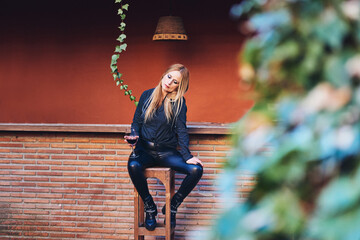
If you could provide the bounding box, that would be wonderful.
[125,91,129,95]
[128,90,132,95]
[122,4,129,11]
[119,43,127,52]
[113,74,118,80]
[115,0,122,3]
[130,95,136,101]
[116,80,120,86]
[111,54,119,62]
[135,101,139,106]
[120,22,126,28]
[116,34,127,43]
[117,72,123,79]
[120,85,124,90]
[117,9,123,15]
[120,79,124,84]
[120,14,126,20]
[123,85,128,90]
[110,65,117,73]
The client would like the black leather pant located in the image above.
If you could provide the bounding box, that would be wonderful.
[127,141,203,203]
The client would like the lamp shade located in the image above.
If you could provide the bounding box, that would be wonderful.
[152,16,188,41]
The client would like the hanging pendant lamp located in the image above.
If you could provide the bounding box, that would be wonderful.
[152,0,188,41]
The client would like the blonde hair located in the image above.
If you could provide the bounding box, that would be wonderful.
[144,64,189,123]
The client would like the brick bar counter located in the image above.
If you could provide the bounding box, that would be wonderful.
[0,123,255,240]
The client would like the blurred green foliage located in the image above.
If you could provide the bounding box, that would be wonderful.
[211,0,360,239]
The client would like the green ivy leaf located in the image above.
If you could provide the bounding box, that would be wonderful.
[120,22,126,28]
[120,79,124,84]
[111,54,120,61]
[121,14,126,20]
[122,4,129,11]
[130,95,136,101]
[123,85,128,90]
[119,43,127,52]
[120,85,124,90]
[116,34,127,43]
[125,91,129,95]
[118,9,123,15]
[110,65,117,73]
[128,90,132,95]
[113,74,118,80]
[115,0,122,3]
[116,80,120,86]
[135,101,139,106]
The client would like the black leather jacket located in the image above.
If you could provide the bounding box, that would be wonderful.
[131,88,193,161]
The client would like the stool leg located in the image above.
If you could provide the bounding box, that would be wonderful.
[165,170,175,240]
[134,190,144,240]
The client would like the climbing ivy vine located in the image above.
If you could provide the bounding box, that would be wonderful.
[110,0,138,106]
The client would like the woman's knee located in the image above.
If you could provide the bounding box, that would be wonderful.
[189,164,203,178]
[127,159,143,173]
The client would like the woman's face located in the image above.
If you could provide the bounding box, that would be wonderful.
[161,70,182,94]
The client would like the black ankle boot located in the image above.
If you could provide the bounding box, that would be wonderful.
[144,196,157,231]
[161,193,183,229]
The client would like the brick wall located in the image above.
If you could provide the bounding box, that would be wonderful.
[0,131,255,240]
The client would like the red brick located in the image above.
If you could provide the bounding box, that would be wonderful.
[24,166,50,170]
[64,138,90,143]
[77,189,103,194]
[77,222,103,228]
[76,234,103,239]
[51,199,76,204]
[0,143,23,148]
[37,160,62,165]
[38,138,63,143]
[63,172,89,177]
[24,177,49,182]
[11,159,36,164]
[62,227,89,233]
[0,137,12,142]
[78,166,104,171]
[23,199,49,204]
[89,150,116,155]
[51,143,76,149]
[11,182,36,187]
[52,155,77,160]
[0,165,22,169]
[23,210,50,215]
[49,233,76,238]
[24,143,50,148]
[37,183,62,188]
[79,156,104,160]
[0,176,22,181]
[0,149,10,153]
[12,171,36,175]
[11,148,37,153]
[24,188,50,193]
[63,149,89,154]
[0,154,23,159]
[91,139,116,144]
[90,173,116,178]
[38,149,62,154]
[77,178,102,183]
[37,171,63,176]
[50,177,76,182]
[63,183,89,188]
[51,166,76,171]
[78,144,104,149]
[24,154,50,159]
[90,161,115,166]
[105,144,129,150]
[63,161,88,165]
[199,152,227,157]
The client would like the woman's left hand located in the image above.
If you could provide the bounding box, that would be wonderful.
[186,157,203,167]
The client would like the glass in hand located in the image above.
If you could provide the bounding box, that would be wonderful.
[125,127,139,158]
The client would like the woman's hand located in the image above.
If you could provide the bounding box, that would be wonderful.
[186,157,203,167]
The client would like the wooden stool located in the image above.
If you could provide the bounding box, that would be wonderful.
[134,167,175,240]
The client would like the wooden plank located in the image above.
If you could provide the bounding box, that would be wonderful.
[0,123,231,135]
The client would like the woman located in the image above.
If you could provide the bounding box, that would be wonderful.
[126,63,203,231]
